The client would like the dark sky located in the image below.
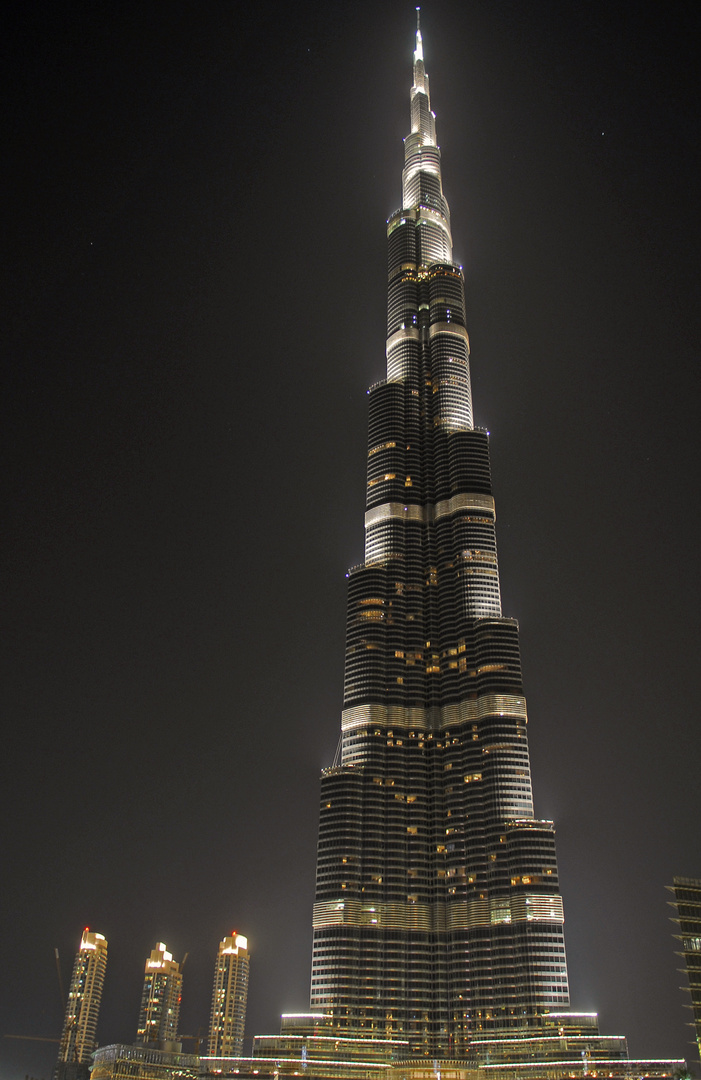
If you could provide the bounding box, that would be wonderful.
[2,1,700,1076]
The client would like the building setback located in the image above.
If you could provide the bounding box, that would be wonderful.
[207,934,250,1057]
[54,929,108,1080]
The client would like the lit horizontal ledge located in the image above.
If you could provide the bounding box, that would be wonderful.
[428,321,470,348]
[204,1056,393,1070]
[385,326,420,351]
[341,693,527,733]
[386,203,452,236]
[312,892,562,932]
[478,1061,685,1075]
[365,494,495,529]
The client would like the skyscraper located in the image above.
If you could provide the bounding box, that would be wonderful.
[136,943,183,1048]
[55,929,108,1080]
[310,16,569,1058]
[208,933,250,1057]
[668,877,701,1063]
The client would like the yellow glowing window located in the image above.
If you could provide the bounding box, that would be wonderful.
[368,441,397,457]
[368,473,397,488]
[407,826,418,835]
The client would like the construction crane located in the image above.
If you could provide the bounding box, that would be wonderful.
[4,1036,60,1044]
[55,949,65,1013]
[5,950,69,1051]
[178,1030,203,1055]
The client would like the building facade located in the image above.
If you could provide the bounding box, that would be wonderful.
[54,928,108,1080]
[92,1044,199,1080]
[136,943,183,1048]
[668,876,701,1062]
[310,17,570,1058]
[207,933,250,1057]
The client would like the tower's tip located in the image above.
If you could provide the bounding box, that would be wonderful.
[414,7,423,62]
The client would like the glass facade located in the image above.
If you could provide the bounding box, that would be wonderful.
[310,20,570,1058]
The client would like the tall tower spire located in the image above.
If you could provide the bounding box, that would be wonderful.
[414,7,423,62]
[309,19,570,1057]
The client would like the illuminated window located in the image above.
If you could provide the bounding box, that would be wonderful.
[368,473,397,488]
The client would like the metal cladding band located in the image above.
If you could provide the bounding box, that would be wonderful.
[310,19,570,1057]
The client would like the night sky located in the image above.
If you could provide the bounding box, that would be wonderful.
[2,1,700,1076]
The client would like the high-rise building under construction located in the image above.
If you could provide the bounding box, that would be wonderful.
[310,16,569,1058]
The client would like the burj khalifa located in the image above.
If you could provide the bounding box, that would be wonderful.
[310,15,569,1058]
